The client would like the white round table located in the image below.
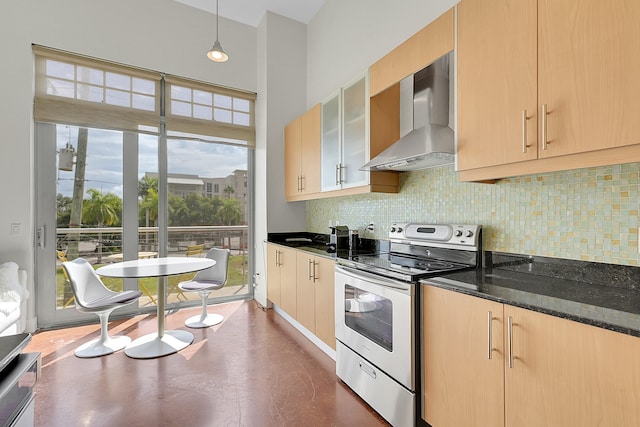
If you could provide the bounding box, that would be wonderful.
[96,257,215,359]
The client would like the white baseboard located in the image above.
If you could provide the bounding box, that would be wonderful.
[273,305,336,361]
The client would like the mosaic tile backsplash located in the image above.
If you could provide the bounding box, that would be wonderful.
[306,163,640,266]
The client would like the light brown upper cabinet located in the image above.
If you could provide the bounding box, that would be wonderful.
[457,0,640,181]
[284,104,321,201]
[369,9,455,97]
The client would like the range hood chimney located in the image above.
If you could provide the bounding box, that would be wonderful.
[361,51,454,172]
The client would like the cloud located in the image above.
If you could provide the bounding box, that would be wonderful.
[56,125,248,198]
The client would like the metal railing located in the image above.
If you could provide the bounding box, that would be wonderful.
[57,225,248,258]
[55,225,250,308]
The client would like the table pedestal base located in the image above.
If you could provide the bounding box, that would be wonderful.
[124,330,194,359]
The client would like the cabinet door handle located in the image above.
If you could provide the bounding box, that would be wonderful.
[522,110,530,153]
[507,316,514,368]
[541,104,548,151]
[300,174,305,192]
[487,311,493,360]
[339,164,344,184]
[308,258,313,280]
[335,164,340,185]
[313,260,319,282]
[276,250,281,267]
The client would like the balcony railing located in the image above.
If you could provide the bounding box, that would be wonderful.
[55,225,249,308]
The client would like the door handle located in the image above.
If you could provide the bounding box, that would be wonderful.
[487,311,493,360]
[508,316,514,368]
[36,226,46,248]
[541,104,549,151]
[521,110,530,153]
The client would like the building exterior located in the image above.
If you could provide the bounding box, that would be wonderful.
[145,170,248,223]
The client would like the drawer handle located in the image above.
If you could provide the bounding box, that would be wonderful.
[359,360,377,379]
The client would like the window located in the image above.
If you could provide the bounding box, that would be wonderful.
[45,59,156,111]
[170,85,250,126]
[34,45,256,327]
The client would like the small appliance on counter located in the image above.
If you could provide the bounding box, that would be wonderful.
[327,225,349,253]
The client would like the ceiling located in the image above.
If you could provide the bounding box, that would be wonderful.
[174,0,326,27]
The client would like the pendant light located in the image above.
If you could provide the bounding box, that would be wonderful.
[207,0,229,62]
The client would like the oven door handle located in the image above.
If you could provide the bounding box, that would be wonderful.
[335,265,412,292]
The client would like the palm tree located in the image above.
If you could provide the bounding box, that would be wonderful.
[83,189,121,263]
[217,198,242,226]
[139,187,159,227]
[138,175,158,198]
[223,185,235,199]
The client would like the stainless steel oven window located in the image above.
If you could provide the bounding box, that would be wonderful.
[344,284,393,351]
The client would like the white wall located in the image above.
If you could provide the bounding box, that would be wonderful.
[0,0,257,325]
[306,0,459,106]
[254,12,307,306]
[2,0,464,317]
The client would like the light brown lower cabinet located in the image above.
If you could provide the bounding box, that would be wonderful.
[423,285,640,427]
[267,243,335,350]
[296,252,336,350]
[266,244,297,314]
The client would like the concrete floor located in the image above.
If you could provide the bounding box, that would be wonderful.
[25,301,389,426]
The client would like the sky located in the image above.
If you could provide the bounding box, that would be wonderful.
[55,125,248,198]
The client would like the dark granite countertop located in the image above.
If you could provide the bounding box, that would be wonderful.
[422,252,640,337]
[267,235,640,337]
[266,232,387,260]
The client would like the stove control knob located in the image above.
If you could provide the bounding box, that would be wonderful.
[454,229,463,237]
[397,227,403,233]
[390,227,396,233]
[465,230,474,238]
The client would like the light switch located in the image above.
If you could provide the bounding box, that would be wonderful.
[10,223,22,235]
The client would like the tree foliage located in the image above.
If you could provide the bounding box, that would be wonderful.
[168,193,225,226]
[56,194,73,227]
[216,198,242,226]
[82,189,121,226]
[56,188,243,228]
[138,175,158,198]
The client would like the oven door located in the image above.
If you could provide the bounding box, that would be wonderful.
[335,265,414,390]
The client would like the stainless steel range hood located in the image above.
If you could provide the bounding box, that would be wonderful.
[361,51,454,172]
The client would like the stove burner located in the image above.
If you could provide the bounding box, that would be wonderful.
[342,224,482,282]
[348,253,469,281]
[389,254,456,271]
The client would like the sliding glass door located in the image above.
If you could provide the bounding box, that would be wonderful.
[33,46,255,328]
[35,124,253,328]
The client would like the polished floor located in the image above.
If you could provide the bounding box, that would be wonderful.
[24,300,389,426]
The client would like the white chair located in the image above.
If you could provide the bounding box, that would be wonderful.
[62,258,142,358]
[178,248,230,328]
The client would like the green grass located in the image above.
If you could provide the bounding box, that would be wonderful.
[56,254,249,306]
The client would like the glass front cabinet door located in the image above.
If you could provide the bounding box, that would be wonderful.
[321,73,369,192]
